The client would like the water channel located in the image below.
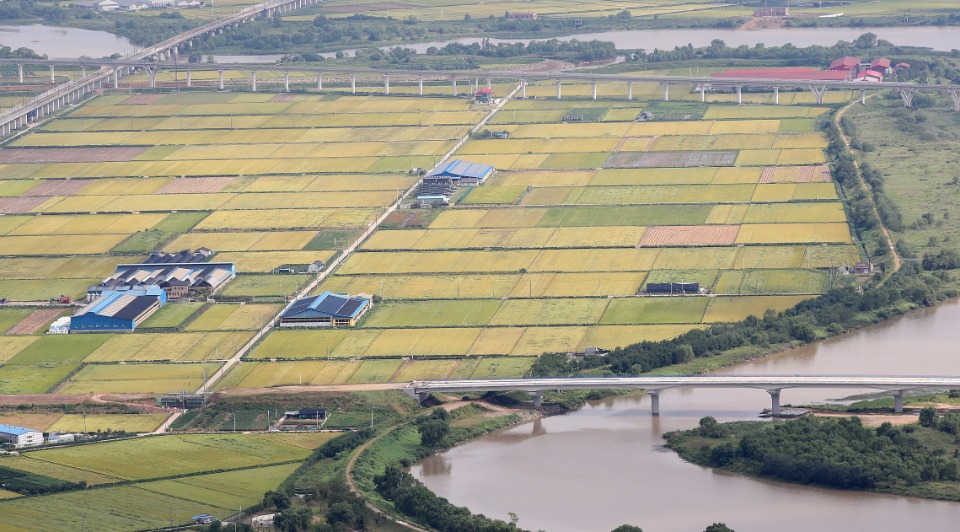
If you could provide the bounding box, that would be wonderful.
[412,299,960,531]
[0,24,136,58]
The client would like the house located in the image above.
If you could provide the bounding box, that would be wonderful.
[288,408,325,420]
[70,285,166,333]
[870,57,892,74]
[89,260,235,301]
[474,88,494,103]
[307,260,326,274]
[278,291,371,327]
[0,424,44,448]
[895,62,911,70]
[114,0,148,11]
[73,0,120,11]
[428,159,495,186]
[195,247,214,258]
[852,262,874,275]
[416,194,450,207]
[855,70,883,83]
[753,7,788,17]
[827,56,861,72]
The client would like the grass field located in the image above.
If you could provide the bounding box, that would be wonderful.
[58,363,222,393]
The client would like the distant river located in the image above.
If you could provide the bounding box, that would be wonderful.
[0,24,136,58]
[412,299,960,531]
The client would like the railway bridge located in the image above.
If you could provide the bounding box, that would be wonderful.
[404,375,960,416]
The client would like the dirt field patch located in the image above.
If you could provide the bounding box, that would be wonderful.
[269,94,298,103]
[157,177,235,194]
[639,225,739,246]
[606,151,737,168]
[120,94,165,105]
[0,196,47,214]
[21,179,93,197]
[0,147,149,163]
[4,308,64,335]
[760,165,831,183]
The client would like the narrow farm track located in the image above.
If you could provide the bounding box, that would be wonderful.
[835,97,902,273]
[185,83,523,406]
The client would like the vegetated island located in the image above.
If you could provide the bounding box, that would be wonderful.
[665,411,960,501]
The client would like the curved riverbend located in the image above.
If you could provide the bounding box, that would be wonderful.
[413,300,960,531]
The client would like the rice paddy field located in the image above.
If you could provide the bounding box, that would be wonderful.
[0,76,861,395]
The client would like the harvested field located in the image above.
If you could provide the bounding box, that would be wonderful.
[606,151,737,168]
[4,308,64,335]
[21,179,93,196]
[156,177,235,194]
[120,93,165,105]
[0,147,149,163]
[639,225,739,246]
[0,196,47,214]
[702,295,811,322]
[759,165,831,183]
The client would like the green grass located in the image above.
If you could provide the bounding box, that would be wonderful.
[348,360,404,384]
[540,205,713,227]
[139,303,205,329]
[304,230,359,251]
[600,297,709,325]
[0,308,30,333]
[644,101,708,121]
[111,212,209,254]
[363,300,502,328]
[220,274,311,297]
[471,357,535,378]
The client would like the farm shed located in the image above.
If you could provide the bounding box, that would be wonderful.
[827,56,860,72]
[287,408,326,420]
[90,261,235,301]
[278,291,371,327]
[70,285,167,333]
[0,424,44,448]
[475,88,495,103]
[645,282,701,295]
[428,159,496,186]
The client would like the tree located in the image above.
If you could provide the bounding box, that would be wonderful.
[273,508,312,532]
[417,409,450,447]
[854,32,878,48]
[263,490,291,510]
[611,526,643,532]
[705,524,734,532]
[325,502,356,527]
[698,416,726,438]
[920,406,939,428]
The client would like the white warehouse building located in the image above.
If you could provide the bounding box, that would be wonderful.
[0,424,44,448]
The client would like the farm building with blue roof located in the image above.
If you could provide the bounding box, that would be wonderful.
[70,285,167,333]
[278,291,371,328]
[428,159,495,186]
[0,424,44,448]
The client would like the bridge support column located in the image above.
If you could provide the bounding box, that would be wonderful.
[284,71,289,92]
[452,78,457,96]
[592,80,598,100]
[699,85,705,103]
[556,79,561,99]
[627,81,633,101]
[767,389,781,417]
[774,86,779,104]
[892,391,904,413]
[317,74,322,91]
[951,91,960,112]
[530,391,542,409]
[861,89,866,105]
[810,85,827,105]
[17,64,23,84]
[251,71,257,92]
[218,70,224,90]
[899,88,916,108]
[185,69,192,88]
[418,77,423,96]
[384,75,390,95]
[49,65,55,84]
[486,77,492,90]
[147,67,158,89]
[649,390,660,416]
[663,83,669,101]
[736,85,742,104]
[81,66,86,78]
[351,74,356,94]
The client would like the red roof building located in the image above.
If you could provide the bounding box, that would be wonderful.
[870,57,892,70]
[711,68,851,81]
[895,62,911,69]
[828,56,860,71]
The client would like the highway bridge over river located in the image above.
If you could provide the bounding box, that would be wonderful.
[404,375,960,416]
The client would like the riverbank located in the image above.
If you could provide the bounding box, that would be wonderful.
[665,412,960,502]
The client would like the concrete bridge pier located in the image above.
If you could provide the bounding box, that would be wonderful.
[49,65,55,84]
[899,88,916,107]
[892,391,904,413]
[663,83,669,101]
[736,85,742,104]
[530,391,543,409]
[627,81,633,101]
[556,79,561,99]
[699,85,705,103]
[218,70,224,90]
[147,67,158,89]
[592,80,598,100]
[351,74,356,94]
[767,389,781,417]
[317,74,322,91]
[418,77,423,96]
[860,89,866,105]
[774,86,779,104]
[809,85,827,105]
[384,75,390,95]
[113,70,120,89]
[186,69,192,88]
[251,71,257,92]
[648,390,660,416]
[452,78,457,96]
[17,64,23,84]
[520,79,526,98]
[486,77,492,90]
[951,91,960,112]
[284,71,289,92]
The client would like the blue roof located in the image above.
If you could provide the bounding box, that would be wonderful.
[281,291,369,320]
[430,159,495,180]
[76,285,166,318]
[0,424,40,436]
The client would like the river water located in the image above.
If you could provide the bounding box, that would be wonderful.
[0,24,136,58]
[413,299,960,531]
